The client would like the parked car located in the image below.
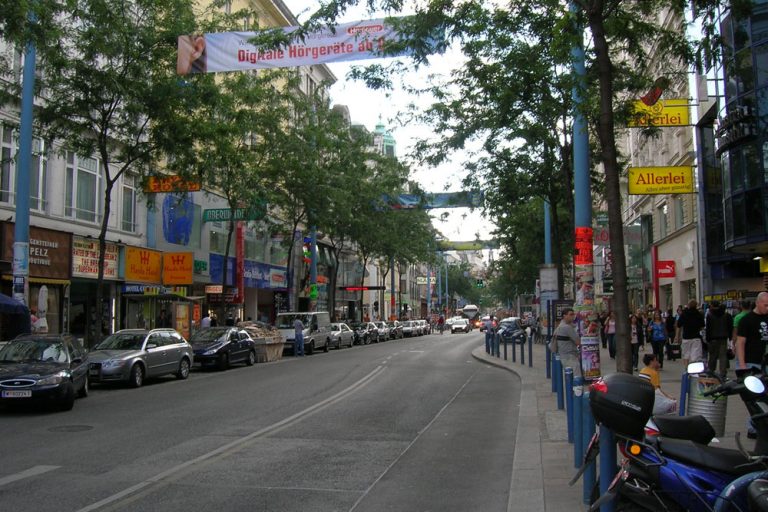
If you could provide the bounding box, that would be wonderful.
[189,327,256,370]
[478,315,499,332]
[450,318,471,333]
[498,317,527,344]
[373,321,390,341]
[326,323,355,349]
[421,319,432,335]
[275,311,330,354]
[0,334,89,411]
[350,322,378,344]
[387,320,404,339]
[402,321,417,337]
[88,329,193,387]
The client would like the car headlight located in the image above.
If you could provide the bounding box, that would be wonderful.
[204,343,226,355]
[102,359,127,369]
[37,371,67,386]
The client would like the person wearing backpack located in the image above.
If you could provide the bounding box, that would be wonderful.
[705,300,733,378]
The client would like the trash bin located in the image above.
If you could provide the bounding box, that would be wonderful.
[687,374,727,437]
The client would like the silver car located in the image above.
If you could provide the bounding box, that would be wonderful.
[88,329,194,387]
[326,323,355,349]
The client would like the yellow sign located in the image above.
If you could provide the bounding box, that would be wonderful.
[627,99,690,127]
[163,252,194,285]
[628,166,695,195]
[125,247,162,283]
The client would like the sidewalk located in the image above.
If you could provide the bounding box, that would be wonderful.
[471,338,750,512]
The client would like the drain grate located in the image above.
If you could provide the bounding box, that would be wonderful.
[48,425,94,433]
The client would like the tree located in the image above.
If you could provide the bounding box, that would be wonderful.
[28,0,201,345]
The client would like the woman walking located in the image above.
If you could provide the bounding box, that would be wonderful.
[630,314,644,371]
[648,312,667,369]
[603,311,616,359]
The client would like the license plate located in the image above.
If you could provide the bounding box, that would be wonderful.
[2,390,32,398]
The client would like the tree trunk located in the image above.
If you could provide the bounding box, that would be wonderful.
[587,0,631,374]
[219,216,234,321]
[93,175,115,348]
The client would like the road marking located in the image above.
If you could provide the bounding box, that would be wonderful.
[408,350,425,353]
[0,465,60,487]
[75,365,387,512]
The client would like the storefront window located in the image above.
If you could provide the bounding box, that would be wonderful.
[722,152,732,196]
[757,45,768,86]
[753,7,768,44]
[732,146,745,192]
[759,88,768,134]
[733,193,746,238]
[746,188,765,236]
[736,49,755,94]
[724,197,734,241]
[745,143,762,189]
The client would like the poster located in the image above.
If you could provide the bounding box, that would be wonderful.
[580,335,601,381]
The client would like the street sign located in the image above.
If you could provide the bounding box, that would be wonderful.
[202,205,266,223]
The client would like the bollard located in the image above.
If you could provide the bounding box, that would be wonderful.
[511,335,517,362]
[565,367,574,443]
[494,332,501,357]
[599,424,617,512]
[546,342,552,380]
[520,334,525,365]
[582,390,596,505]
[679,371,690,417]
[528,333,533,367]
[503,334,507,360]
[573,375,584,468]
[555,356,564,409]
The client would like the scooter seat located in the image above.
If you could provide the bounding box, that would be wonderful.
[652,414,716,445]
[656,437,761,476]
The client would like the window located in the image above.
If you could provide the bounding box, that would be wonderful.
[1,126,13,203]
[30,138,48,211]
[0,126,48,210]
[66,152,103,222]
[122,174,136,232]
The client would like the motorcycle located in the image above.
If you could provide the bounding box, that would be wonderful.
[573,364,768,511]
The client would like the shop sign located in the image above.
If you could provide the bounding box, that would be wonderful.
[269,268,286,289]
[163,252,193,285]
[416,276,433,285]
[194,259,208,273]
[205,285,223,294]
[122,284,188,296]
[656,260,676,278]
[628,166,694,195]
[574,227,593,265]
[627,99,690,127]
[72,236,119,280]
[143,175,201,193]
[202,206,266,223]
[2,224,71,280]
[125,247,162,284]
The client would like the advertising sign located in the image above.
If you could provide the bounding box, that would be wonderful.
[580,336,601,381]
[3,224,72,280]
[72,236,119,280]
[143,176,201,193]
[125,247,162,284]
[628,166,695,195]
[177,17,438,74]
[656,260,676,279]
[627,99,690,127]
[574,227,593,265]
[162,252,194,285]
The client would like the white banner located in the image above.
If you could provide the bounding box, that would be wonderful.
[178,18,415,74]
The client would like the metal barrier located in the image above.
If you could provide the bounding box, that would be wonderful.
[565,367,574,443]
[555,355,564,410]
[573,375,583,468]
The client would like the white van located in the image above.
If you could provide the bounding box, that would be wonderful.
[275,311,331,355]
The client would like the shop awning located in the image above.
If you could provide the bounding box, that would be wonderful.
[123,294,205,301]
[2,275,71,286]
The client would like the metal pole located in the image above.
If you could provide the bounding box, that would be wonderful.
[528,332,533,367]
[546,343,552,380]
[573,375,584,468]
[599,424,617,512]
[544,201,552,265]
[503,334,508,360]
[565,367,574,443]
[309,225,318,312]
[679,371,690,416]
[520,334,525,364]
[555,355,564,409]
[582,390,596,504]
[390,256,395,320]
[13,17,37,307]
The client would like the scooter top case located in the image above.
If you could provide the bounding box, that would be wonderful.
[590,372,655,440]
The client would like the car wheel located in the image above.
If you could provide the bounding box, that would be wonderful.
[129,364,144,388]
[307,340,315,355]
[58,383,76,411]
[177,358,191,379]
[77,375,89,398]
[323,340,329,353]
[246,350,256,366]
[218,353,229,371]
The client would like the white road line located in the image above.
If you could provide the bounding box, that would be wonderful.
[75,365,386,512]
[0,465,60,487]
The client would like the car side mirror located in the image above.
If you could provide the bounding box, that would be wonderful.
[146,343,158,349]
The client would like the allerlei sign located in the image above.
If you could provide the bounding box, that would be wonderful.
[628,166,695,195]
[627,99,690,128]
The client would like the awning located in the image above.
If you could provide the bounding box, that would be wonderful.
[2,275,71,286]
[122,294,205,301]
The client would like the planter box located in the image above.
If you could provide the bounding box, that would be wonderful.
[253,337,284,363]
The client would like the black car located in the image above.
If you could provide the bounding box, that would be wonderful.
[498,317,527,344]
[0,334,89,411]
[387,321,404,339]
[189,327,257,370]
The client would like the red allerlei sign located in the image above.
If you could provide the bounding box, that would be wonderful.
[574,227,594,265]
[656,260,676,279]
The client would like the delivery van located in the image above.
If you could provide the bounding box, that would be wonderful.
[275,311,331,355]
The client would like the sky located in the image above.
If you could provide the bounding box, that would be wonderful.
[280,0,492,245]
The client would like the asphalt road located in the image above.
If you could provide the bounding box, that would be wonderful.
[0,330,521,512]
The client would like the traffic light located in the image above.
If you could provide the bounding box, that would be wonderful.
[476,279,484,288]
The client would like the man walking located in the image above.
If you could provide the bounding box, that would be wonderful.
[735,292,768,438]
[294,316,305,357]
[705,300,733,378]
[676,299,705,366]
[484,315,496,355]
[552,308,581,378]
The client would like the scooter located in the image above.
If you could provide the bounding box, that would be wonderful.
[575,365,768,511]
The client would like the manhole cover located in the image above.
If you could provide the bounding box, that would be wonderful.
[48,425,94,433]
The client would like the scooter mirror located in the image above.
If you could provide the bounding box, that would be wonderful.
[687,362,706,374]
[744,375,766,394]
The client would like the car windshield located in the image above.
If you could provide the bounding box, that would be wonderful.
[330,324,341,331]
[94,333,146,351]
[455,319,467,325]
[0,339,68,363]
[276,314,311,329]
[349,323,364,329]
[190,328,229,343]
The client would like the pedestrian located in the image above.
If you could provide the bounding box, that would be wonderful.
[665,308,676,344]
[639,353,677,415]
[705,300,733,378]
[30,308,39,333]
[603,311,616,359]
[647,312,668,369]
[629,314,644,371]
[552,308,582,378]
[201,313,211,329]
[598,311,608,349]
[732,300,752,342]
[735,292,768,438]
[156,308,171,328]
[676,299,705,367]
[294,316,305,356]
[484,315,496,355]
